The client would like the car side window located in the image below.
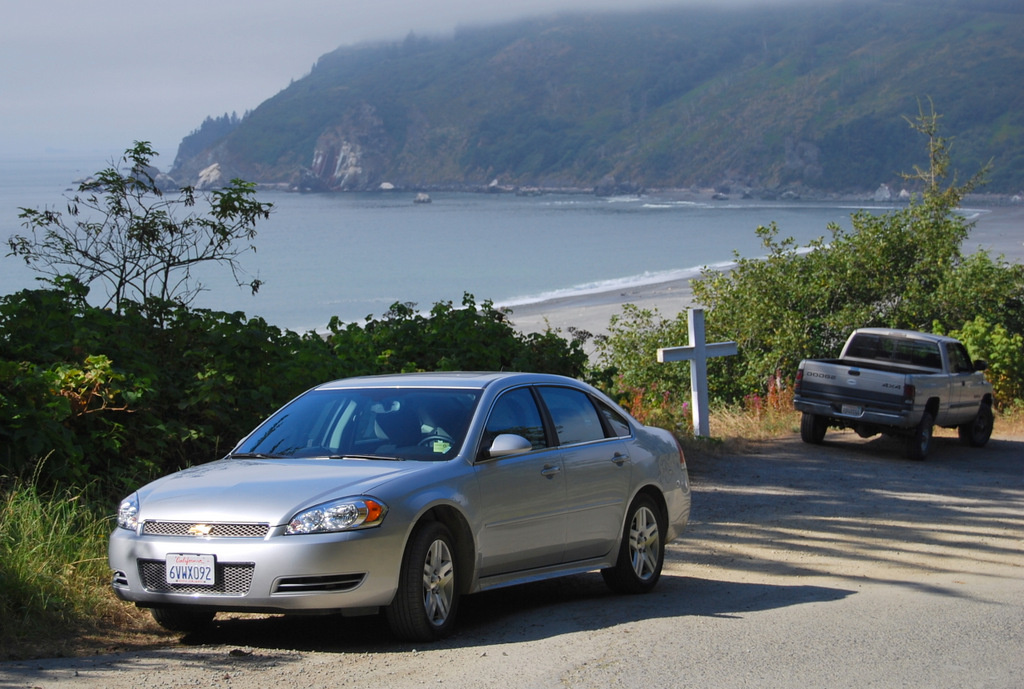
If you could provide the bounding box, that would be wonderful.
[538,386,605,446]
[594,398,632,438]
[481,387,548,454]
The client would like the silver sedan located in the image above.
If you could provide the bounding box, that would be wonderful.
[109,372,691,641]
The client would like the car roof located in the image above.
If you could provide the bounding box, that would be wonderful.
[313,371,581,392]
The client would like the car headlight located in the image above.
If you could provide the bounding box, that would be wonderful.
[286,497,388,535]
[117,494,140,531]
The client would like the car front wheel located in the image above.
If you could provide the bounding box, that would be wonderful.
[386,521,459,641]
[602,494,666,595]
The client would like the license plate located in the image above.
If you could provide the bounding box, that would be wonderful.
[841,404,862,417]
[166,553,216,586]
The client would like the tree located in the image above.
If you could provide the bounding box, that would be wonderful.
[687,101,1024,400]
[327,293,589,378]
[7,142,272,320]
[593,103,1023,405]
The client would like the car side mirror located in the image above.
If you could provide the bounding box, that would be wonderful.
[974,359,988,372]
[486,433,533,459]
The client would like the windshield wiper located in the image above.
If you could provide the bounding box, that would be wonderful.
[228,452,285,460]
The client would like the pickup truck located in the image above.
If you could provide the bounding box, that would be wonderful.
[793,328,994,459]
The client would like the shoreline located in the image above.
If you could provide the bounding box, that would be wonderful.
[506,204,1024,338]
[504,275,697,338]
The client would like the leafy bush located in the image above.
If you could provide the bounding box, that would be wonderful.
[589,106,1024,418]
[0,287,587,494]
[591,305,698,436]
[328,293,588,378]
[945,317,1024,409]
[0,284,336,490]
[689,105,1024,402]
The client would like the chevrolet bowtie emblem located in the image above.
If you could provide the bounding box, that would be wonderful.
[188,523,214,537]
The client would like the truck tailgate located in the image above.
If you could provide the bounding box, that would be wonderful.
[799,362,908,415]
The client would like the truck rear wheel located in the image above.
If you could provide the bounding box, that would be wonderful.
[958,403,993,448]
[905,412,934,460]
[800,412,827,444]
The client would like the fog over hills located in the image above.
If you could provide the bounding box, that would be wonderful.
[171,0,1024,196]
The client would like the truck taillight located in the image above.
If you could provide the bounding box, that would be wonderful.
[903,383,916,405]
[794,368,804,394]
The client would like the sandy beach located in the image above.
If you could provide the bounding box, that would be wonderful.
[506,203,1024,338]
[505,275,697,338]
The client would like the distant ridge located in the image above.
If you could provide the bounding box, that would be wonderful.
[170,0,1024,195]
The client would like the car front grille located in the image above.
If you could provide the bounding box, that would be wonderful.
[142,521,270,538]
[139,559,254,596]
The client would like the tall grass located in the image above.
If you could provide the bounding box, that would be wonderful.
[0,479,123,659]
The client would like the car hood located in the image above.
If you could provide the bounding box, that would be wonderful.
[135,458,431,525]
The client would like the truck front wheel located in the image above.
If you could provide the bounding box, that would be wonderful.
[800,412,828,444]
[906,411,934,460]
[958,403,993,448]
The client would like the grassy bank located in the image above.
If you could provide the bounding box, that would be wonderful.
[0,481,162,660]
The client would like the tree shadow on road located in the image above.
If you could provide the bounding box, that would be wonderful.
[681,433,1024,592]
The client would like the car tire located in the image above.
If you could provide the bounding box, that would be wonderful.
[386,521,460,642]
[958,403,994,447]
[905,411,934,460]
[151,606,215,632]
[800,412,828,444]
[601,494,666,595]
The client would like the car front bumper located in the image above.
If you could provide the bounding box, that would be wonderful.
[108,522,407,614]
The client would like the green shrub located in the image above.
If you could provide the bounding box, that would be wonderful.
[688,105,1024,402]
[328,293,589,377]
[947,316,1024,409]
[0,288,587,495]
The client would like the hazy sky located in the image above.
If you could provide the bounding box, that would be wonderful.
[2,0,712,162]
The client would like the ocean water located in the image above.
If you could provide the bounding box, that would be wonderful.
[1,156,1016,333]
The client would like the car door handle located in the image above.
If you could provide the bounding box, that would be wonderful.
[611,453,629,466]
[541,464,561,478]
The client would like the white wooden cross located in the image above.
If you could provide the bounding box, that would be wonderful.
[657,309,738,437]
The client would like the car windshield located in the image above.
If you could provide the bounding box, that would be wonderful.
[234,388,481,461]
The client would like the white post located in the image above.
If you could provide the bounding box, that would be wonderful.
[657,309,738,437]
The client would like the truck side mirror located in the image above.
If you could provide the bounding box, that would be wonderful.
[974,359,988,372]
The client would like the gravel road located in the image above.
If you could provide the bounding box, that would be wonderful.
[3,428,1022,689]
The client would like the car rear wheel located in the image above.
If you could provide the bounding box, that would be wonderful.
[800,412,828,444]
[906,411,934,460]
[151,606,215,633]
[602,494,665,595]
[385,521,459,641]
[958,403,993,447]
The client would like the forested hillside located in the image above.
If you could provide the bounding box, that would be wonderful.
[170,0,1024,194]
